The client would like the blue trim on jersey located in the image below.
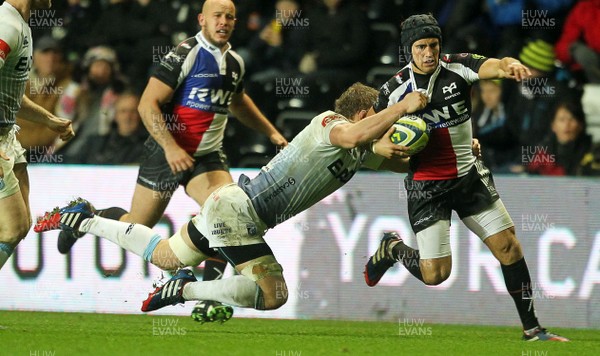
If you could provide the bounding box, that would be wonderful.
[399,83,414,101]
[143,234,162,262]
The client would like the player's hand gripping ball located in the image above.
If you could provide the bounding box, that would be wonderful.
[390,115,430,155]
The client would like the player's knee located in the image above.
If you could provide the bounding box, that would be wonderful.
[241,257,286,310]
[271,279,288,309]
[492,227,523,265]
[420,258,451,285]
[261,280,288,310]
[152,240,185,270]
[1,219,31,244]
[422,270,450,286]
[19,218,32,239]
[265,295,287,310]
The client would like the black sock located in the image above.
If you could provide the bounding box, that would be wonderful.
[392,242,424,282]
[500,257,540,330]
[97,207,128,221]
[203,258,227,281]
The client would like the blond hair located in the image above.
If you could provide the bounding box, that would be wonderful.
[334,83,378,120]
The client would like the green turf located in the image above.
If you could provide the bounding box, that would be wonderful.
[0,311,597,355]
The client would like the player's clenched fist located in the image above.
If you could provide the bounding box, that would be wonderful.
[48,116,75,141]
[164,145,195,174]
[402,91,428,114]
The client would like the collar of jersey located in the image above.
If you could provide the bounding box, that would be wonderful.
[196,31,232,75]
[408,62,441,103]
[196,31,231,55]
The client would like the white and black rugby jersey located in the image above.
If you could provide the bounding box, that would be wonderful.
[238,111,380,228]
[0,2,33,125]
[373,53,487,180]
[152,31,245,156]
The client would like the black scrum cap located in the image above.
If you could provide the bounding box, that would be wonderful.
[401,14,442,50]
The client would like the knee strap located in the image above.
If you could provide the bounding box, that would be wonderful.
[168,230,209,267]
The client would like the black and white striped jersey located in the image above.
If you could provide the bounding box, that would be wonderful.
[374,53,487,180]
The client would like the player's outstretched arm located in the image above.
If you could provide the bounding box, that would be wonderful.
[18,96,74,141]
[138,77,194,174]
[330,91,427,149]
[478,57,532,81]
[229,92,288,147]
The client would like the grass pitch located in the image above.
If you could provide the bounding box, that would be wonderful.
[0,311,597,355]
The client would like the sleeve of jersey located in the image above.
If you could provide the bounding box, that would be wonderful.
[441,53,488,84]
[318,112,349,145]
[235,78,245,94]
[0,24,18,70]
[151,42,194,90]
[372,86,391,113]
[229,50,245,94]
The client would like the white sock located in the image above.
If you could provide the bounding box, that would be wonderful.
[79,216,162,261]
[0,242,14,270]
[182,275,257,308]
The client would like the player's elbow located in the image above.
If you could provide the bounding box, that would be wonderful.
[137,100,149,119]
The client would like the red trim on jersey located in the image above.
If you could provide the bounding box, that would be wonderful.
[0,39,11,61]
[321,114,343,127]
[413,127,458,180]
[170,105,216,154]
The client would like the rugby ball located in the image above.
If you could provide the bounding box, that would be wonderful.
[389,115,429,155]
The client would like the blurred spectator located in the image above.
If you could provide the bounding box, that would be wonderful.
[365,0,443,24]
[555,0,600,84]
[249,0,305,76]
[88,0,174,92]
[580,142,600,176]
[472,80,518,172]
[484,0,529,57]
[229,0,262,64]
[485,0,573,58]
[167,0,204,42]
[59,0,103,62]
[57,46,127,162]
[526,100,592,176]
[502,39,573,171]
[16,36,75,161]
[442,0,492,55]
[244,0,306,119]
[71,92,148,164]
[296,0,369,111]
